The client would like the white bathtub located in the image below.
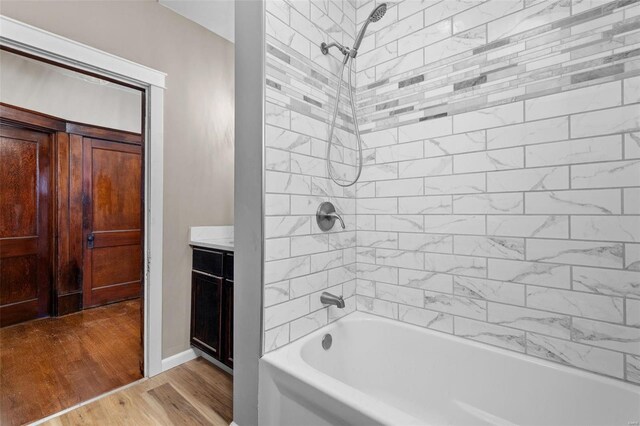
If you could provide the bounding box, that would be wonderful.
[259,312,640,426]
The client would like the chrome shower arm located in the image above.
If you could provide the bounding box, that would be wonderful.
[320,41,350,57]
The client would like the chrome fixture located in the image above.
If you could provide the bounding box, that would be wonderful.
[316,201,345,231]
[320,3,387,187]
[320,291,345,309]
[322,333,333,350]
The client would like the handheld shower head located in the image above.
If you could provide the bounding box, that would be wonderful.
[352,3,387,52]
[369,3,387,22]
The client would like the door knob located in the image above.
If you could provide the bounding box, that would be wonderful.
[87,233,94,249]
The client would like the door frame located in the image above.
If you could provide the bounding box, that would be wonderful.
[0,16,166,377]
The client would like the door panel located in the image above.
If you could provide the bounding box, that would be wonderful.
[82,137,142,308]
[0,125,52,326]
[191,271,223,357]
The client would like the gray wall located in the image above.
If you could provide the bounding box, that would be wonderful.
[0,49,142,132]
[1,0,235,359]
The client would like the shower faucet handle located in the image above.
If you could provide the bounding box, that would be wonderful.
[316,201,345,231]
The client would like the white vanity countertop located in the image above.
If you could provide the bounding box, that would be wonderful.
[189,225,234,251]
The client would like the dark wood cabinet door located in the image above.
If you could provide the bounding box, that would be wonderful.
[0,125,52,326]
[191,271,223,358]
[82,137,142,308]
[222,278,234,368]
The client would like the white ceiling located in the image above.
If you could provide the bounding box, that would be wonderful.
[159,0,235,43]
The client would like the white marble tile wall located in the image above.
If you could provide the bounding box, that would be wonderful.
[353,0,640,384]
[263,0,359,353]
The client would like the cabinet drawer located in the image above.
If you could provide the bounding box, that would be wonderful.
[193,248,223,276]
[224,253,234,280]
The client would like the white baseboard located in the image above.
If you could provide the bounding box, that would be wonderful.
[230,422,239,426]
[161,348,198,372]
[193,348,234,375]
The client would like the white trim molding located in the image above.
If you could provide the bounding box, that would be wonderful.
[1,15,166,377]
[161,348,198,372]
[0,16,166,87]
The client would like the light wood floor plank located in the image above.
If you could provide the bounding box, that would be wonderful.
[41,359,233,426]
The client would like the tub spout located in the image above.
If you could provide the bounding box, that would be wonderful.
[320,291,345,309]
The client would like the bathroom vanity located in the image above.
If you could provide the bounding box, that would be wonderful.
[189,226,234,369]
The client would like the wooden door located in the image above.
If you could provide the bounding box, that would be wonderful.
[82,137,142,308]
[0,125,52,326]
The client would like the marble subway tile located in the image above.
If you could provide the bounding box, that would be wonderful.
[424,173,486,195]
[625,188,640,214]
[376,11,424,46]
[398,156,453,178]
[628,298,640,327]
[399,305,453,333]
[423,215,486,235]
[399,268,453,292]
[453,103,524,133]
[398,18,452,56]
[624,74,640,104]
[376,282,424,307]
[454,236,525,260]
[266,171,311,194]
[424,131,486,157]
[291,234,329,256]
[356,294,399,319]
[487,0,570,42]
[263,324,290,353]
[376,177,424,196]
[454,147,524,173]
[361,128,398,149]
[289,309,328,341]
[525,81,621,121]
[265,256,311,284]
[571,160,640,189]
[398,115,453,143]
[356,230,398,248]
[488,258,570,289]
[527,286,624,323]
[265,238,291,261]
[572,318,640,355]
[453,193,524,214]
[525,135,623,167]
[424,291,487,320]
[453,0,524,34]
[398,233,452,255]
[628,355,640,384]
[376,248,424,269]
[264,280,291,307]
[357,263,398,284]
[487,117,568,150]
[571,216,640,242]
[526,333,624,378]
[486,167,568,192]
[525,189,621,215]
[289,270,328,298]
[571,104,640,138]
[398,195,452,214]
[376,214,424,232]
[425,253,487,278]
[625,132,640,159]
[455,316,526,352]
[572,266,640,298]
[376,141,423,163]
[489,303,571,339]
[487,215,569,238]
[264,296,310,329]
[454,276,525,305]
[526,239,623,268]
[424,26,486,64]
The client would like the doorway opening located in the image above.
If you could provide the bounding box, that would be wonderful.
[0,47,146,425]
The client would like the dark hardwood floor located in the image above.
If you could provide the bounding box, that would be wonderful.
[43,358,233,425]
[0,299,142,426]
